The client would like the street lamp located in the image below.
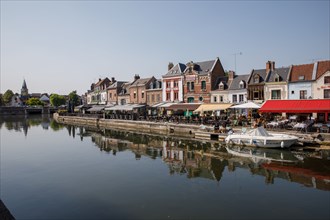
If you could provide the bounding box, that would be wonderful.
[233,52,242,73]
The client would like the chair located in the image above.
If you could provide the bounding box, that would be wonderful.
[320,124,329,133]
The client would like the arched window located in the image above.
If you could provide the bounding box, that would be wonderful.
[239,80,245,89]
[219,82,224,90]
[187,97,194,103]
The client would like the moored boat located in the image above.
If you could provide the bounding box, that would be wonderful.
[225,126,298,148]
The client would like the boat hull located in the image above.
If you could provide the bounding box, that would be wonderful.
[225,134,298,148]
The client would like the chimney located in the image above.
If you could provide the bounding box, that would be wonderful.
[228,71,235,80]
[266,61,271,72]
[168,62,174,71]
[111,77,116,83]
[134,74,140,81]
[99,78,102,82]
[271,61,275,71]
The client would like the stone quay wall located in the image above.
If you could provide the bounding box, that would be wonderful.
[54,113,198,138]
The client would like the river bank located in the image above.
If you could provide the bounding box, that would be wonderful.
[53,113,330,149]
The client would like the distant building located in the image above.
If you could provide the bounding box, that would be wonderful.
[162,63,186,103]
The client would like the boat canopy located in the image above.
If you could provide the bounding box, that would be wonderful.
[247,127,271,136]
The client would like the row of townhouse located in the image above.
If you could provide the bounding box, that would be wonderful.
[86,58,330,106]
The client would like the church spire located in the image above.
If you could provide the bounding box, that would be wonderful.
[21,79,29,97]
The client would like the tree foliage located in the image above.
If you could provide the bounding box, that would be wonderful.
[26,97,44,106]
[3,89,14,105]
[68,90,80,106]
[0,94,3,106]
[50,94,66,107]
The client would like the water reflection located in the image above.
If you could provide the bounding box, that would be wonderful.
[74,125,330,191]
[0,115,64,136]
[1,115,330,191]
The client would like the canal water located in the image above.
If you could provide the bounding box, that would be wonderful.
[1,115,329,220]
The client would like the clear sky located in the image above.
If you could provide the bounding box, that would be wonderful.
[1,0,329,95]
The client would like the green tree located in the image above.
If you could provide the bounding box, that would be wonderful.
[50,94,66,107]
[68,90,80,106]
[26,97,44,106]
[3,89,14,105]
[0,93,3,106]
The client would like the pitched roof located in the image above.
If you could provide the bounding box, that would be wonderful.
[22,79,27,89]
[289,63,314,82]
[163,63,186,77]
[266,67,290,83]
[316,60,330,79]
[229,74,250,90]
[185,59,217,75]
[249,69,268,84]
[107,81,127,89]
[95,77,110,87]
[213,76,229,90]
[130,77,154,87]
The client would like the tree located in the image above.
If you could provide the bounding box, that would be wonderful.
[3,89,14,105]
[50,94,66,107]
[26,97,44,106]
[0,93,3,106]
[68,90,80,106]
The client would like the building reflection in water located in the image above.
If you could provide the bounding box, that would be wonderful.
[2,114,329,191]
[79,127,330,191]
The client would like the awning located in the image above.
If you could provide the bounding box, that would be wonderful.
[165,103,201,111]
[105,104,145,111]
[151,102,171,108]
[230,102,260,109]
[86,105,105,112]
[193,103,233,113]
[259,100,330,113]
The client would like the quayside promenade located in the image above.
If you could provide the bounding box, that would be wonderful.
[53,113,330,148]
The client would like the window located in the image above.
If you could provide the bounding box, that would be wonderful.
[151,94,155,102]
[324,89,330,99]
[109,93,112,99]
[274,74,280,82]
[199,97,203,102]
[324,76,330,84]
[232,95,237,103]
[239,94,244,102]
[254,75,259,83]
[174,81,178,88]
[141,92,144,99]
[187,97,194,103]
[219,82,224,90]
[271,90,281,99]
[157,94,161,102]
[134,92,136,99]
[150,83,154,89]
[166,93,170,101]
[201,81,206,90]
[147,95,150,102]
[253,91,259,100]
[166,81,171,88]
[300,90,307,99]
[174,92,178,100]
[239,81,245,89]
[191,82,194,91]
[220,96,223,102]
[291,91,294,94]
[213,96,217,103]
[187,82,190,91]
[298,76,305,80]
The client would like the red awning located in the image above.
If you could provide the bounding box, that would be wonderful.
[259,100,330,113]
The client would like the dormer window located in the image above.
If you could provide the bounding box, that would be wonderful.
[253,75,259,83]
[298,75,305,80]
[150,83,154,89]
[274,74,280,82]
[239,80,245,89]
[219,81,224,90]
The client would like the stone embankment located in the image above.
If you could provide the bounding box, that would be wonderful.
[53,113,330,148]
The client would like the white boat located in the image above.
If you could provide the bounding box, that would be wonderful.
[225,146,299,163]
[225,126,298,148]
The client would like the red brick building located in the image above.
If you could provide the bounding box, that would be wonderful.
[183,57,226,103]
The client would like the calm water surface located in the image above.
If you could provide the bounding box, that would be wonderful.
[1,115,329,220]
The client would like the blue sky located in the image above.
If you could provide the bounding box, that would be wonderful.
[1,1,329,95]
